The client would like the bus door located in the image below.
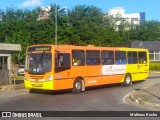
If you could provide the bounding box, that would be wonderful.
[137,51,149,79]
[138,51,148,71]
[54,51,71,79]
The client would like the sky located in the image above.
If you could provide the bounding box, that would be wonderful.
[0,0,160,21]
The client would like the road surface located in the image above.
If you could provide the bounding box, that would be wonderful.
[0,74,159,119]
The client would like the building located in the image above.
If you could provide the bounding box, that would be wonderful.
[121,41,160,62]
[38,6,51,20]
[0,43,21,85]
[106,7,145,30]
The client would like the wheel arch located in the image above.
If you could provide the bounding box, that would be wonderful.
[74,76,85,92]
[123,73,132,86]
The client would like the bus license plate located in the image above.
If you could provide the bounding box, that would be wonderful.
[34,82,38,86]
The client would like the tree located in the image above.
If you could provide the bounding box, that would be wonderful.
[1,5,160,64]
[67,5,106,45]
[129,21,160,41]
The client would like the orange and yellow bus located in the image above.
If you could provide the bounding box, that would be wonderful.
[24,44,149,93]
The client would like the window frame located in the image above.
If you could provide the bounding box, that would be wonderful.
[72,50,85,66]
[115,51,126,65]
[101,50,114,65]
[138,52,147,64]
[86,50,101,65]
[127,51,138,64]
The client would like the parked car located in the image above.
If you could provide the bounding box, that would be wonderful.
[17,65,25,76]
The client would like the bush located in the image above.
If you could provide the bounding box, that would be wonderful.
[149,63,160,71]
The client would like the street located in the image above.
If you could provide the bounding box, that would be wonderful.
[0,74,160,119]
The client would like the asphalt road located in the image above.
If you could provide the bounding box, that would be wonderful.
[0,74,160,120]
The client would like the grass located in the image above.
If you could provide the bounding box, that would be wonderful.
[150,63,160,71]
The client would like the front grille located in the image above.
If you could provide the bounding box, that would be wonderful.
[30,75,44,80]
[31,84,43,87]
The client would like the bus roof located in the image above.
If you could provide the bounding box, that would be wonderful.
[28,44,148,52]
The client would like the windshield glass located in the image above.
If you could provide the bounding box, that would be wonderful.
[25,53,52,74]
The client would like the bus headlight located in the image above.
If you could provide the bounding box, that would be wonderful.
[46,75,53,81]
[24,76,29,81]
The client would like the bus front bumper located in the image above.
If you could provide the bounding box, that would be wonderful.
[24,80,54,90]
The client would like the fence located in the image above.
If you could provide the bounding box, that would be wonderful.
[0,69,10,85]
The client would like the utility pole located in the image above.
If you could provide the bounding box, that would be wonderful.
[55,0,57,46]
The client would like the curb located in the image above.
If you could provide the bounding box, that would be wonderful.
[124,83,160,111]
[129,94,160,111]
[149,71,160,74]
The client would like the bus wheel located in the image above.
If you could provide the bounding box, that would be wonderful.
[123,74,132,86]
[72,79,82,94]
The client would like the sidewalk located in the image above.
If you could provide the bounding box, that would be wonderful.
[150,71,160,74]
[126,83,160,111]
[0,84,24,90]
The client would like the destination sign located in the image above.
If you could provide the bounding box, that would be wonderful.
[28,46,52,52]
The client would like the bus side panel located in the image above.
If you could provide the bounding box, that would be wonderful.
[54,69,74,90]
[137,51,150,80]
[54,79,74,90]
[71,66,102,87]
[71,66,124,87]
[53,66,125,90]
[120,49,149,82]
[125,65,149,82]
[87,75,124,86]
[126,64,140,81]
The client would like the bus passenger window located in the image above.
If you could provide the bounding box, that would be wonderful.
[116,59,126,64]
[55,53,70,67]
[138,52,147,64]
[58,54,63,67]
[55,54,62,67]
[127,52,138,64]
[73,58,80,66]
[115,51,126,65]
[101,51,114,65]
[72,50,85,66]
[86,50,100,65]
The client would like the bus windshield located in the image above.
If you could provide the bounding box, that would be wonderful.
[25,53,52,74]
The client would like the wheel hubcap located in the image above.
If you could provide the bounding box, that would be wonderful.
[126,76,131,85]
[75,82,81,90]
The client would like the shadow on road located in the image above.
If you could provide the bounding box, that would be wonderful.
[29,89,72,95]
[28,81,147,95]
[29,82,137,95]
[28,84,121,95]
[148,76,160,79]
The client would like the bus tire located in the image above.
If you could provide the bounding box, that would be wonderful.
[72,79,82,94]
[123,74,132,86]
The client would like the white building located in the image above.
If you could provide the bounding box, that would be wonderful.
[38,6,51,20]
[107,7,145,29]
